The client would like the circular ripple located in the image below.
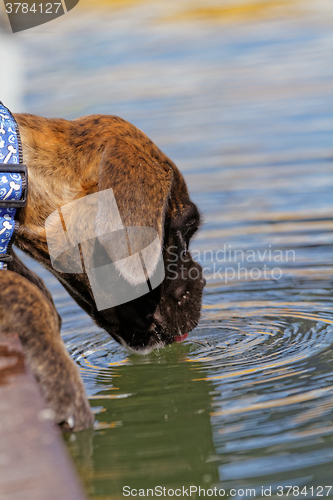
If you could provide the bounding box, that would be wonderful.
[189,303,333,371]
[186,301,333,485]
[63,326,129,398]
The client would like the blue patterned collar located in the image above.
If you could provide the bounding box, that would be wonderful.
[0,102,28,270]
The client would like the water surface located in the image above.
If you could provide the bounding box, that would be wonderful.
[18,1,333,497]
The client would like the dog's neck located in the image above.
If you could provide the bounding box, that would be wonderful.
[13,113,100,263]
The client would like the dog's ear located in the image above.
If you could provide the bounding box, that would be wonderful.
[96,143,173,285]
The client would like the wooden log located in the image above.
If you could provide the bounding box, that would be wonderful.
[0,333,87,500]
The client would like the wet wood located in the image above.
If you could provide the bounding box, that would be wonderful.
[0,333,87,500]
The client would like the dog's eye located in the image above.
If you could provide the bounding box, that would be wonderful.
[178,222,197,243]
[176,219,198,251]
[180,226,191,238]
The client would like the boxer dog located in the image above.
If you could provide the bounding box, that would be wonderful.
[0,113,205,431]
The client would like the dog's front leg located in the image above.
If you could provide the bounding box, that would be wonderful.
[0,271,94,431]
[7,249,62,329]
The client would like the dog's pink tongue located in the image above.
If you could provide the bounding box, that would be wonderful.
[174,333,188,343]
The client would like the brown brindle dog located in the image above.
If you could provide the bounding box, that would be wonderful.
[0,114,205,431]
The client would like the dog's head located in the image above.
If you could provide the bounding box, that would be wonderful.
[97,156,205,353]
[25,117,205,354]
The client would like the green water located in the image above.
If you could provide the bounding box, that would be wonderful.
[16,0,333,497]
[68,345,218,493]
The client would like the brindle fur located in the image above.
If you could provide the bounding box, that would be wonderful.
[0,271,93,431]
[0,113,204,431]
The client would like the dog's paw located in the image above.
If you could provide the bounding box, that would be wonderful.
[33,348,94,432]
[40,372,94,432]
[56,392,94,433]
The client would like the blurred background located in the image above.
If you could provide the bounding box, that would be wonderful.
[1,0,333,498]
